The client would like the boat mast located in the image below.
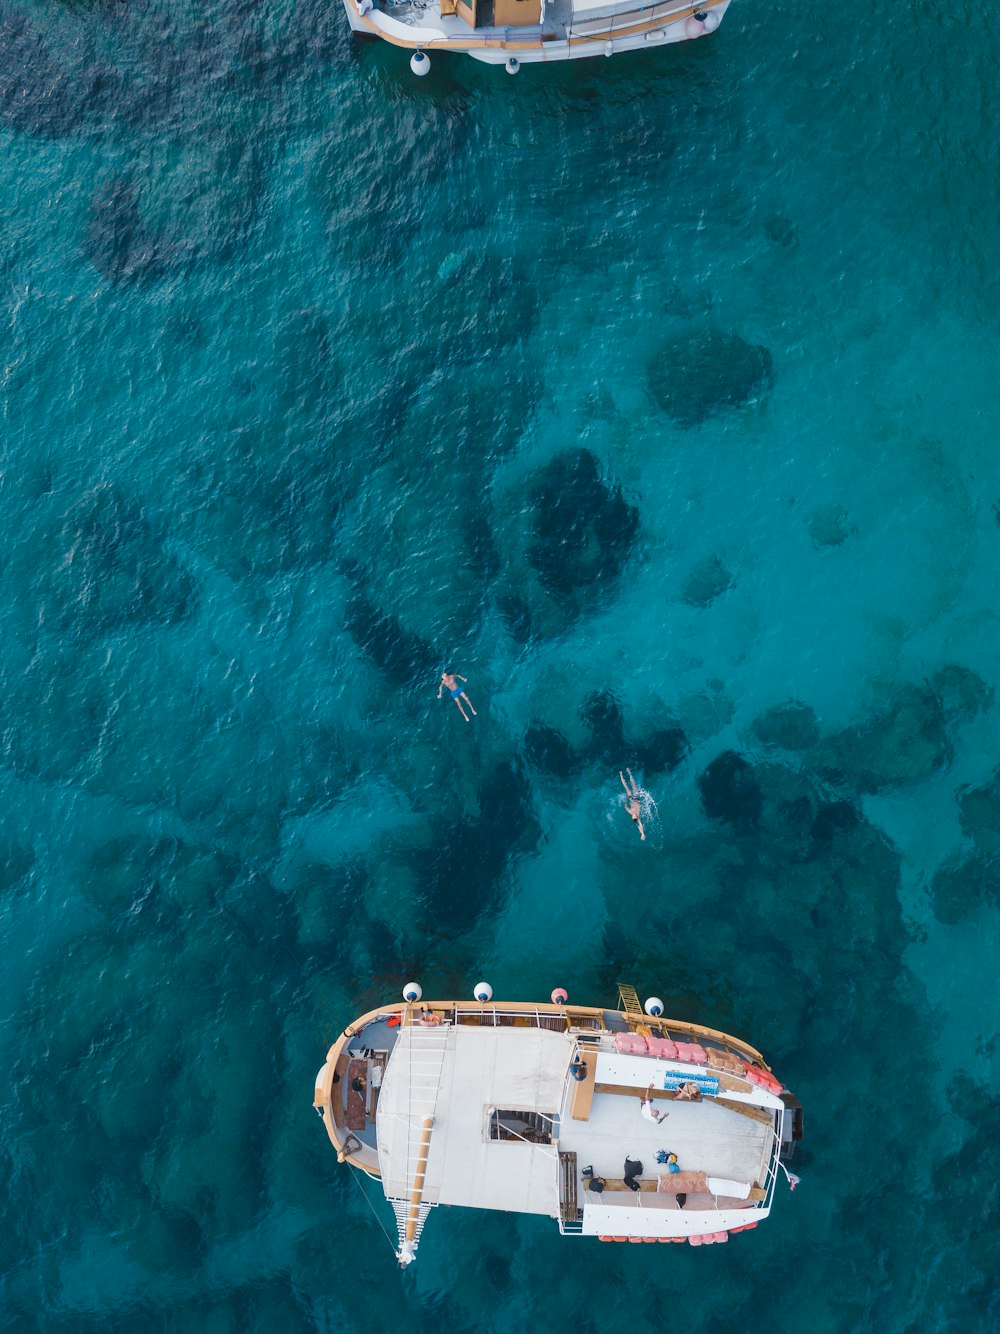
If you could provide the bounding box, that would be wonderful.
[397,1115,434,1267]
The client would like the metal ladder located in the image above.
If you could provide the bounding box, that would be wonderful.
[617,982,651,1034]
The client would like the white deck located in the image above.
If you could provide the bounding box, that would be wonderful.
[560,1089,772,1186]
[376,1024,778,1236]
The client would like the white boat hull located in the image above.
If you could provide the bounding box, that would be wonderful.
[344,0,732,66]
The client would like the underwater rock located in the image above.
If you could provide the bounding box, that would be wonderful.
[342,564,436,687]
[83,836,169,917]
[678,685,736,743]
[648,329,773,428]
[662,282,712,320]
[415,760,539,930]
[39,483,197,633]
[763,213,798,250]
[958,769,1000,856]
[928,854,1000,925]
[293,860,369,955]
[523,725,581,778]
[808,502,855,548]
[463,513,501,582]
[810,800,859,846]
[0,7,122,137]
[581,689,626,765]
[752,700,820,751]
[633,726,688,776]
[930,664,993,724]
[527,449,639,603]
[698,750,763,831]
[496,592,533,644]
[682,554,734,607]
[816,684,951,793]
[0,840,34,894]
[409,251,541,371]
[84,176,173,284]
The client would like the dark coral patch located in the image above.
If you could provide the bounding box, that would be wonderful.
[527,449,639,603]
[85,177,172,284]
[0,7,123,137]
[523,725,581,778]
[343,583,436,688]
[930,664,993,723]
[810,801,859,846]
[958,769,1000,857]
[414,760,539,930]
[698,750,763,831]
[682,554,733,607]
[40,483,197,633]
[817,685,950,794]
[633,726,687,776]
[581,689,626,765]
[752,701,820,752]
[648,329,773,428]
[929,855,1000,926]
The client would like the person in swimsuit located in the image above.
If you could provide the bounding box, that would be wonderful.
[438,672,477,722]
[619,769,646,841]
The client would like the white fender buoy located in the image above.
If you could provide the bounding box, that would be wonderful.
[357,0,373,12]
[474,981,493,1002]
[551,987,568,1005]
[505,56,520,74]
[703,8,720,30]
[403,982,423,1002]
[410,50,431,76]
[644,996,664,1017]
[604,40,613,57]
[685,11,710,38]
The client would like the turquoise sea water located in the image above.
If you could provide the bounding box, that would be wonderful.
[2,0,999,1329]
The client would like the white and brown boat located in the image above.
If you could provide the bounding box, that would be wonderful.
[345,0,732,73]
[314,982,803,1263]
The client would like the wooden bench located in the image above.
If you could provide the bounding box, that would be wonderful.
[570,1050,598,1121]
[332,1053,350,1129]
[346,1058,368,1133]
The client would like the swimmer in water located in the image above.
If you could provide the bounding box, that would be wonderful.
[438,672,477,722]
[619,769,646,841]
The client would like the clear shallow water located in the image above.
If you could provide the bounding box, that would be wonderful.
[1,0,999,1329]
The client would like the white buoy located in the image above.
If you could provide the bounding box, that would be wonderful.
[474,981,493,1002]
[410,50,431,76]
[644,996,664,1017]
[551,987,568,1005]
[703,8,720,30]
[505,56,520,74]
[604,40,613,57]
[403,982,423,1002]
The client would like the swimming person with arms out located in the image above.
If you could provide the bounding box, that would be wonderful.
[438,672,477,722]
[620,769,646,841]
